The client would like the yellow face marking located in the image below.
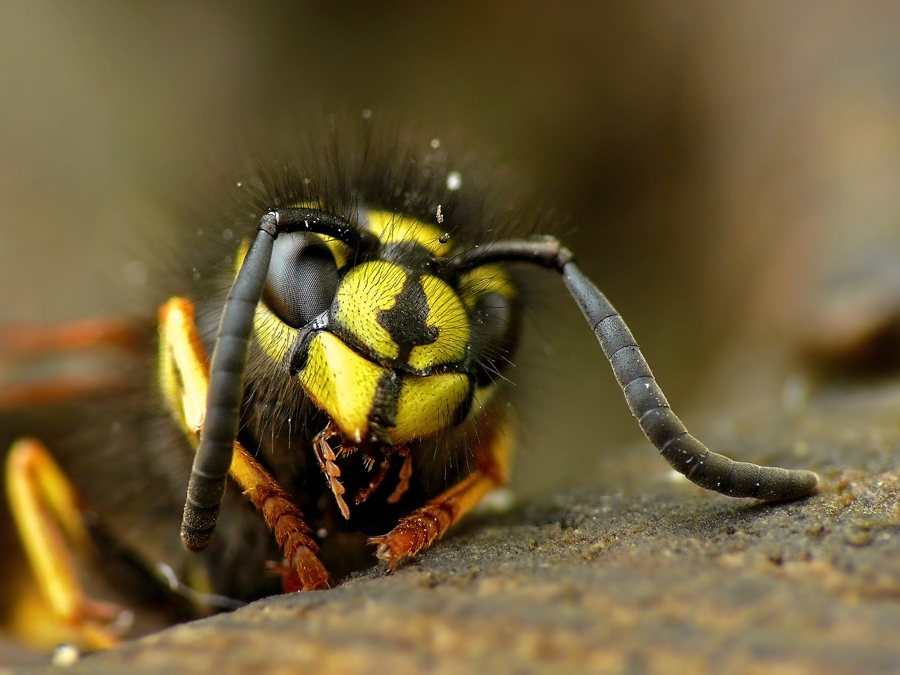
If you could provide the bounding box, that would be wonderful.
[317,234,351,270]
[390,372,470,444]
[253,301,296,364]
[332,261,406,362]
[363,210,452,256]
[298,332,385,444]
[407,274,469,371]
[457,264,517,310]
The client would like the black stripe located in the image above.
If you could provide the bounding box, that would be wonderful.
[376,273,438,364]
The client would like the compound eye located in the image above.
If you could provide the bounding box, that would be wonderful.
[469,292,520,387]
[262,232,339,329]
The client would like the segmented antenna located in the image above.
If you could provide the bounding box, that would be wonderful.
[452,235,818,501]
[560,260,818,501]
[181,214,278,552]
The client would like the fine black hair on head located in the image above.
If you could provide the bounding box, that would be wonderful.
[236,112,552,250]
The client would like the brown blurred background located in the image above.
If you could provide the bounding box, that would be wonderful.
[3,1,900,496]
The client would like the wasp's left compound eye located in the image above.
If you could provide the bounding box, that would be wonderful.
[262,232,339,328]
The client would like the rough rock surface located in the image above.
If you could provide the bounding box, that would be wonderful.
[10,381,900,674]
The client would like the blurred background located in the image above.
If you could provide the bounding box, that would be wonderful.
[3,1,900,496]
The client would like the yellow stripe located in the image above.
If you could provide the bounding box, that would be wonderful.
[298,332,384,444]
[408,275,469,371]
[391,372,470,443]
[332,261,406,362]
[363,210,452,256]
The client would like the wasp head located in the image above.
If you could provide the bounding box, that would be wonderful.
[252,206,520,449]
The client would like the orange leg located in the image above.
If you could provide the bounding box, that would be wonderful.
[354,445,411,507]
[387,450,413,505]
[0,318,141,354]
[312,423,351,520]
[0,318,144,410]
[5,438,130,650]
[371,411,514,569]
[158,298,329,591]
[228,442,330,591]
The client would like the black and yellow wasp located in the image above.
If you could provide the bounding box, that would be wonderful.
[0,117,819,652]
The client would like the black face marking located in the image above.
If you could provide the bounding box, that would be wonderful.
[376,275,439,364]
[369,371,401,445]
[287,312,331,376]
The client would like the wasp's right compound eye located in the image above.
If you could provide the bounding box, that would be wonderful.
[262,232,339,329]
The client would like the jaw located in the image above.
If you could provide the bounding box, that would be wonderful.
[297,331,472,447]
[311,420,414,521]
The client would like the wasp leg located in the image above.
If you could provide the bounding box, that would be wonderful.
[227,444,331,592]
[0,317,144,410]
[352,445,411,507]
[312,424,350,519]
[354,455,393,506]
[158,298,329,590]
[386,447,412,504]
[371,412,514,570]
[5,438,130,650]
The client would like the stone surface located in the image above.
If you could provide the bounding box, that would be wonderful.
[8,380,900,674]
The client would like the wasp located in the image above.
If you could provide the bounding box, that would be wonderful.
[1,118,819,654]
